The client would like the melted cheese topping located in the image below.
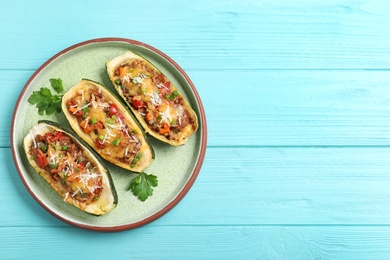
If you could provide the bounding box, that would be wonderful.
[116,60,196,142]
[66,84,142,166]
[29,130,103,205]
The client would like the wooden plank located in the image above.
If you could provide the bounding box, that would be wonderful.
[2,225,390,259]
[6,70,390,147]
[1,1,390,70]
[5,147,390,227]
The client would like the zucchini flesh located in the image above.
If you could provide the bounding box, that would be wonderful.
[106,51,198,146]
[23,120,117,215]
[61,79,154,172]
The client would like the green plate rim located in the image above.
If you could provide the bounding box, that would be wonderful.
[10,37,207,232]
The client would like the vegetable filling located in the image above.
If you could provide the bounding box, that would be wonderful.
[114,59,196,141]
[28,130,103,205]
[65,85,142,167]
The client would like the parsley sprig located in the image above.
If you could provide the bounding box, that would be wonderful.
[28,78,64,115]
[128,171,158,201]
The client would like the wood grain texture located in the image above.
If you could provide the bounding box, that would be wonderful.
[2,226,390,259]
[3,0,390,258]
[1,1,390,70]
[6,70,390,147]
[5,146,390,227]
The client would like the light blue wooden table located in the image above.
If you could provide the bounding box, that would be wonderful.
[3,0,390,259]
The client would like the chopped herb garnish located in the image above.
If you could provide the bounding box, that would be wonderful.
[131,129,137,134]
[50,163,58,169]
[172,90,178,96]
[62,145,68,151]
[130,153,142,166]
[112,138,120,146]
[61,173,68,185]
[41,145,47,151]
[91,118,97,124]
[128,171,158,202]
[114,80,121,86]
[99,135,104,141]
[28,78,64,115]
[28,88,62,115]
[49,78,64,93]
[165,94,175,101]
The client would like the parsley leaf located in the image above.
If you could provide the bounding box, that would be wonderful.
[28,78,64,116]
[128,171,158,201]
[49,78,64,93]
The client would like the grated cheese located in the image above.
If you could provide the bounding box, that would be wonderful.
[122,75,131,84]
[49,151,59,165]
[84,117,90,128]
[145,91,162,107]
[64,192,69,201]
[29,130,37,148]
[159,105,173,125]
[156,83,169,92]
[72,102,90,115]
[98,103,110,108]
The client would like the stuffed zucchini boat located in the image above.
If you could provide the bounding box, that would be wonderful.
[61,79,154,172]
[106,51,198,146]
[23,120,117,215]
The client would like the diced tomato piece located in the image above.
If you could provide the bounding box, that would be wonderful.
[132,98,145,109]
[45,131,62,143]
[95,121,104,129]
[95,139,103,149]
[55,131,62,139]
[109,103,125,122]
[78,162,85,171]
[36,150,47,168]
[159,81,171,96]
[44,133,53,142]
[109,104,120,117]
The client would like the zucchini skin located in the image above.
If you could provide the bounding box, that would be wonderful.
[23,120,118,215]
[61,79,154,172]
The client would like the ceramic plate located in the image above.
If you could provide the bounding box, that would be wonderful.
[11,38,207,231]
